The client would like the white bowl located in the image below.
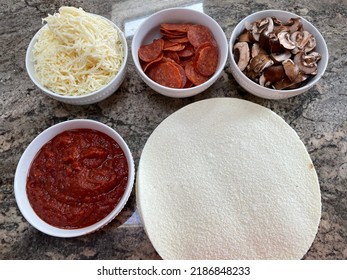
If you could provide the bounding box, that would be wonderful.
[14,119,135,237]
[229,9,329,99]
[26,16,128,105]
[131,7,228,98]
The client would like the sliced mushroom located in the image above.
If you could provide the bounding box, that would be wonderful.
[278,31,296,50]
[304,51,322,63]
[294,51,321,75]
[271,17,283,26]
[273,73,308,90]
[271,50,292,63]
[258,31,271,52]
[273,77,294,90]
[273,24,287,35]
[244,68,258,81]
[259,17,274,32]
[269,35,282,53]
[238,29,253,42]
[290,30,310,52]
[284,17,303,33]
[259,65,285,87]
[273,18,302,36]
[260,30,280,53]
[290,30,316,54]
[249,53,274,73]
[303,35,316,53]
[234,42,250,72]
[247,17,274,42]
[249,22,261,42]
[282,59,300,81]
[245,21,253,31]
[251,43,267,58]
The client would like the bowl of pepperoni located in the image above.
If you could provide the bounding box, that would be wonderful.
[131,7,228,98]
[14,119,135,237]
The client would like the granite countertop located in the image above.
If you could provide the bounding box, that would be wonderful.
[1,0,346,260]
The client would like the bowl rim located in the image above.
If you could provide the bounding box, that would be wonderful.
[229,9,329,97]
[14,119,135,238]
[131,7,228,97]
[25,15,128,100]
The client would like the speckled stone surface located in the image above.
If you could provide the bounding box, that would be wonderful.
[1,0,346,260]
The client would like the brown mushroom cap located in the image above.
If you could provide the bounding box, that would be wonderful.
[246,17,274,42]
[285,18,303,33]
[238,29,253,42]
[274,17,303,34]
[259,65,286,87]
[303,35,317,53]
[273,73,308,90]
[278,31,296,50]
[290,30,316,54]
[271,50,292,63]
[271,17,283,26]
[234,41,250,72]
[244,68,258,81]
[251,43,267,58]
[294,51,321,74]
[269,35,283,53]
[282,59,300,81]
[249,53,274,73]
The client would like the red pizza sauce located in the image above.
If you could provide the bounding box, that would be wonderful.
[26,129,129,229]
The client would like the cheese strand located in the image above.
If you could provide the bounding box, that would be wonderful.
[33,6,124,96]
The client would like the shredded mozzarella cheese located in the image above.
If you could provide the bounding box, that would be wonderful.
[33,6,124,96]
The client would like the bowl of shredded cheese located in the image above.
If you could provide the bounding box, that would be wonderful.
[26,7,128,105]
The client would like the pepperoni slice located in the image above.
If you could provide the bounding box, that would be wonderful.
[168,37,189,44]
[138,38,164,62]
[163,39,178,49]
[185,61,209,86]
[148,61,186,88]
[177,44,194,58]
[179,55,195,68]
[141,53,164,72]
[163,43,186,52]
[184,79,194,88]
[194,43,218,77]
[163,51,180,64]
[160,23,193,33]
[160,30,186,38]
[175,62,187,88]
[187,25,213,49]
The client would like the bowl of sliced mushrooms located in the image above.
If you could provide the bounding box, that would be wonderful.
[229,10,328,99]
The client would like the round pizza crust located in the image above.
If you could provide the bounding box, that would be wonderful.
[136,98,321,260]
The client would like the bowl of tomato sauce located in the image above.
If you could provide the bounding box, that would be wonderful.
[14,119,135,237]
